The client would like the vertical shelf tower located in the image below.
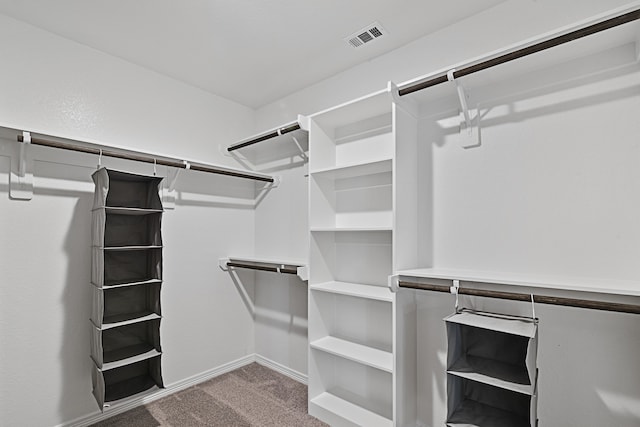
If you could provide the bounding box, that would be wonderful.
[90,168,165,409]
[307,84,419,426]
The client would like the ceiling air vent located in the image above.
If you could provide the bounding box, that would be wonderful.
[345,22,387,48]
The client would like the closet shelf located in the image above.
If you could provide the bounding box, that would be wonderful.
[311,281,393,302]
[100,312,162,330]
[448,356,533,395]
[310,392,392,427]
[310,88,392,130]
[310,226,392,232]
[396,267,640,297]
[310,336,393,373]
[310,158,392,179]
[446,398,530,427]
[100,348,162,372]
[93,207,164,215]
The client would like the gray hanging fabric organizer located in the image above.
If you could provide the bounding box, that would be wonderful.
[90,168,165,410]
[444,309,538,427]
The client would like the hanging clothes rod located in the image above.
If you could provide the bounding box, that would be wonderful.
[398,280,640,315]
[219,257,308,280]
[16,132,274,183]
[226,261,299,275]
[227,122,301,152]
[398,8,640,97]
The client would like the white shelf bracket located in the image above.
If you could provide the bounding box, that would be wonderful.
[162,161,188,210]
[296,265,309,281]
[388,274,400,293]
[10,131,34,200]
[291,135,308,162]
[297,114,310,132]
[218,257,230,271]
[447,70,482,149]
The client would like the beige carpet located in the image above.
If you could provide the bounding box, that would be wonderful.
[91,363,327,427]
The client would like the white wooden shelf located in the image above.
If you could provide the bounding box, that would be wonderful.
[310,392,393,427]
[310,158,392,179]
[311,281,393,302]
[309,88,392,130]
[310,336,393,373]
[310,226,393,232]
[397,267,640,297]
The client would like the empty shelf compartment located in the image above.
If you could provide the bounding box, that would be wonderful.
[311,336,393,372]
[310,392,392,427]
[446,377,535,427]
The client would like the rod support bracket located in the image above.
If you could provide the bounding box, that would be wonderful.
[218,257,231,271]
[296,265,309,281]
[388,274,400,293]
[10,131,34,200]
[446,69,473,132]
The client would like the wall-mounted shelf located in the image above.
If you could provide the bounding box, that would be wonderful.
[219,256,308,281]
[395,267,640,297]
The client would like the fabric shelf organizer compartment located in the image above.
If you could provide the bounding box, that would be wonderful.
[444,310,538,427]
[90,168,164,409]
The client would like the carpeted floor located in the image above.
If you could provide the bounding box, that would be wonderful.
[91,363,327,427]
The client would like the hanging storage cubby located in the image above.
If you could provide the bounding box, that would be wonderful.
[90,168,164,410]
[444,310,538,427]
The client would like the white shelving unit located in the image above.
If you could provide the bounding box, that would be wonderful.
[307,84,419,426]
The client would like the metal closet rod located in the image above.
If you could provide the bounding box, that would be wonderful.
[16,133,274,183]
[227,122,301,152]
[398,8,640,97]
[399,280,640,315]
[226,261,299,275]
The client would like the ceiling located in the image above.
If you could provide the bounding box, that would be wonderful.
[0,0,506,108]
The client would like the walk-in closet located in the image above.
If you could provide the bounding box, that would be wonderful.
[1,1,639,426]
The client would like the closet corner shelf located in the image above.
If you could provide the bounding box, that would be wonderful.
[310,226,392,232]
[310,158,392,179]
[310,281,393,302]
[310,336,393,373]
[396,267,640,297]
[309,87,392,129]
[226,118,308,152]
[310,392,393,427]
[219,256,308,281]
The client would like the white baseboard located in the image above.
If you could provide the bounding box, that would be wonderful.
[254,354,308,385]
[59,354,255,427]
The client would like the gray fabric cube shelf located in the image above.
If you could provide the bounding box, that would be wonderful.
[90,168,165,410]
[445,310,538,427]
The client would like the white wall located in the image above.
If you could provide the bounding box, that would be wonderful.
[255,0,637,129]
[0,14,259,427]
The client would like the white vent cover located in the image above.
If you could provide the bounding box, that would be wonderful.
[344,22,387,48]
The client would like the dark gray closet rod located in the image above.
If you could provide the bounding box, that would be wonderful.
[226,261,299,275]
[399,280,640,315]
[16,133,274,183]
[398,8,640,97]
[227,122,301,152]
